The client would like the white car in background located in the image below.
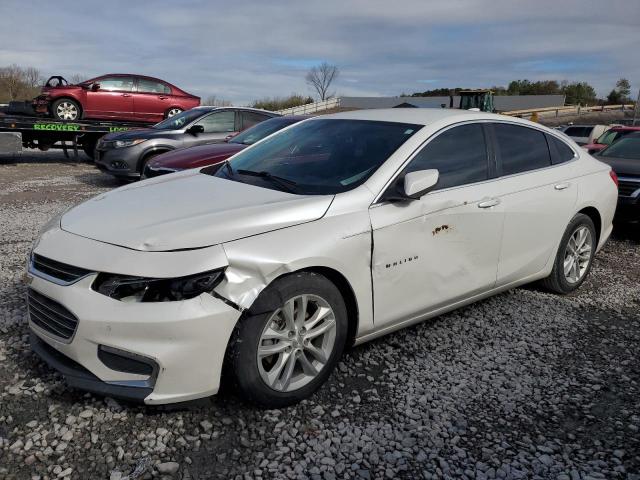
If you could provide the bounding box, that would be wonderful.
[27,109,618,406]
[558,124,611,146]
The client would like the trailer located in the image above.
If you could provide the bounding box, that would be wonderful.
[0,110,147,159]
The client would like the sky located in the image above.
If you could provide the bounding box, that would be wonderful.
[1,0,639,105]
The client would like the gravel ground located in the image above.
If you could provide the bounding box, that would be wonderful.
[0,152,639,480]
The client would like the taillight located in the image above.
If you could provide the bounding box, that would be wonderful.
[609,170,618,188]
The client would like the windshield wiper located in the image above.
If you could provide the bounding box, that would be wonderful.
[236,169,298,193]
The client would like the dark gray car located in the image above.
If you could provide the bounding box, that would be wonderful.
[95,107,278,179]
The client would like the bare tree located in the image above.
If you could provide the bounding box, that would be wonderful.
[0,64,42,102]
[305,62,339,101]
[69,73,88,84]
[203,95,233,107]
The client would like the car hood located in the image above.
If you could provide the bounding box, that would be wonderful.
[60,170,333,251]
[149,143,246,170]
[598,155,640,177]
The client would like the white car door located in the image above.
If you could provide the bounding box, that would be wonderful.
[369,123,504,329]
[489,123,579,286]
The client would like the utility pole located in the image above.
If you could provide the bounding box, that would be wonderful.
[633,88,640,126]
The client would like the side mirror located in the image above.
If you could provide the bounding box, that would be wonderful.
[187,124,205,135]
[403,169,439,199]
[91,83,100,92]
[224,131,239,142]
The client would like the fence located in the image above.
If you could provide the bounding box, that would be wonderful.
[503,104,633,119]
[277,97,341,115]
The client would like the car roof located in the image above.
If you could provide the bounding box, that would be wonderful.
[314,108,536,127]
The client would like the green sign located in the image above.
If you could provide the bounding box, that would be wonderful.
[34,123,80,132]
[108,127,131,132]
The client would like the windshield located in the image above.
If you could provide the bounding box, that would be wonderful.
[230,117,299,146]
[600,134,640,160]
[596,129,620,145]
[206,119,421,195]
[153,109,209,130]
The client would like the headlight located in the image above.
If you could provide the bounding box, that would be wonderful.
[92,269,225,302]
[114,139,147,148]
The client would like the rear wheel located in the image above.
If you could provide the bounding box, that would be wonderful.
[166,107,183,118]
[52,99,81,121]
[541,213,596,294]
[229,272,348,407]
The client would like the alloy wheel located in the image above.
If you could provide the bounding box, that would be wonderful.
[257,294,336,392]
[56,101,79,121]
[563,226,593,284]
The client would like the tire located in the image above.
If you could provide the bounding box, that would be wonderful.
[228,272,348,407]
[165,107,183,119]
[51,98,82,121]
[540,213,597,294]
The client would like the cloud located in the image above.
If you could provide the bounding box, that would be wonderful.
[0,0,638,104]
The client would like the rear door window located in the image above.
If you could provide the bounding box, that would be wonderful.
[564,126,592,137]
[402,123,489,190]
[493,123,551,175]
[242,112,271,129]
[137,79,171,94]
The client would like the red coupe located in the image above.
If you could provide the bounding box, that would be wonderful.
[33,74,200,123]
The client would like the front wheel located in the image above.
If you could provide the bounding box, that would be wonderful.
[228,272,348,407]
[52,99,81,121]
[541,213,597,294]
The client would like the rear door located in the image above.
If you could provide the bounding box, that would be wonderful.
[84,76,135,119]
[133,78,173,121]
[489,123,578,286]
[370,122,504,328]
[183,110,238,147]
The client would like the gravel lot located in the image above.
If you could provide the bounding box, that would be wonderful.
[1,152,639,480]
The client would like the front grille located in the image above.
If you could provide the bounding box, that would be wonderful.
[28,288,78,340]
[32,254,92,284]
[618,179,640,197]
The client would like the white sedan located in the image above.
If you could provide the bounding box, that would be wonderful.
[27,109,618,406]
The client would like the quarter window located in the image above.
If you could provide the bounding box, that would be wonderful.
[137,79,171,94]
[96,77,134,92]
[402,123,489,190]
[494,124,551,175]
[547,135,575,165]
[195,111,236,133]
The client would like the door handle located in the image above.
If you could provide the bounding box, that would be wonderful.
[121,93,131,97]
[159,96,168,100]
[478,197,501,209]
[554,183,570,190]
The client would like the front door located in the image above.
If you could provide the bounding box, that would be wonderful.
[84,76,135,119]
[370,123,504,328]
[184,111,238,147]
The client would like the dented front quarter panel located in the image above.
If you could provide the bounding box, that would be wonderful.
[215,188,376,337]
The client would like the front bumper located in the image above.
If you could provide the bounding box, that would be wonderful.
[27,252,241,405]
[95,146,144,179]
[32,96,50,115]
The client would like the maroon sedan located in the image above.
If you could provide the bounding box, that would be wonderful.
[142,115,309,179]
[33,74,200,122]
[583,126,640,154]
